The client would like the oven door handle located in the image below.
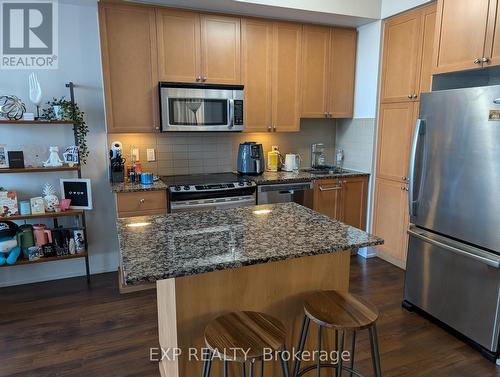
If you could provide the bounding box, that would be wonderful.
[228,99,234,129]
[171,196,255,211]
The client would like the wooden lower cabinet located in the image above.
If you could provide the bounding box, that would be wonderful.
[115,190,167,218]
[313,176,369,230]
[372,178,409,269]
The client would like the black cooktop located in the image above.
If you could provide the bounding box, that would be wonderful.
[160,172,247,186]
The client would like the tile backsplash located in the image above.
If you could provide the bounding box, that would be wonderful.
[109,119,336,176]
[335,118,376,173]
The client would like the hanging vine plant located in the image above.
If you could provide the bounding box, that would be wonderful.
[42,97,89,164]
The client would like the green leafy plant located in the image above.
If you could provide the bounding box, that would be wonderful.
[41,97,89,164]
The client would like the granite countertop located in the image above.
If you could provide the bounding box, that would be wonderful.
[112,169,369,193]
[111,180,168,193]
[117,202,383,285]
[246,168,370,185]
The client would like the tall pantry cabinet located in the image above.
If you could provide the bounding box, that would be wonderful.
[372,3,436,269]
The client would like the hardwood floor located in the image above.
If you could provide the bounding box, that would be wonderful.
[1,256,498,376]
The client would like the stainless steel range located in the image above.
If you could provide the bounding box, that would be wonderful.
[162,173,256,213]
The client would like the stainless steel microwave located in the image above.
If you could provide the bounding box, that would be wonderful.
[159,82,244,132]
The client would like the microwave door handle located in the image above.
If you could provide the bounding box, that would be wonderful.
[409,118,425,217]
[228,99,234,129]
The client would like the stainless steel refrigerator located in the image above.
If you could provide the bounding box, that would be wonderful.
[403,85,500,360]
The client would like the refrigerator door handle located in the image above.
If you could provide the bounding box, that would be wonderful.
[408,227,500,268]
[409,119,425,217]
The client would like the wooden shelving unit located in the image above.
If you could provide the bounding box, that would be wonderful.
[0,251,88,268]
[0,166,80,174]
[5,209,84,221]
[1,82,91,284]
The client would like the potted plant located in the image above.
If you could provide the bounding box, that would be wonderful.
[42,97,89,164]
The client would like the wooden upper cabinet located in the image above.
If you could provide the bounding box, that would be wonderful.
[380,10,422,103]
[300,26,356,119]
[156,9,201,82]
[340,176,368,230]
[313,179,342,219]
[200,15,241,84]
[330,28,357,118]
[433,0,491,74]
[156,10,240,84]
[272,22,302,132]
[372,178,409,267]
[241,18,273,132]
[99,2,158,133]
[376,102,416,182]
[300,25,331,118]
[418,5,437,96]
[484,0,500,67]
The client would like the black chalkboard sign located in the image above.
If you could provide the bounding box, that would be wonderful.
[60,179,93,210]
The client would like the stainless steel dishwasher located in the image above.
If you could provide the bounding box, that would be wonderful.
[257,182,314,209]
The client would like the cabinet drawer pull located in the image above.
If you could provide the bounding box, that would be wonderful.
[139,198,145,204]
[319,186,342,191]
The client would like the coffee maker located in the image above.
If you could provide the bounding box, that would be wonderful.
[237,142,265,175]
[109,141,125,183]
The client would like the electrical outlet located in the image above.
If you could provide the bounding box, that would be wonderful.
[131,148,139,162]
[147,148,156,162]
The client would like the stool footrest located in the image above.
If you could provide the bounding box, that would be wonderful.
[295,363,365,377]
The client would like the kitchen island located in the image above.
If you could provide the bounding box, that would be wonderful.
[116,203,382,376]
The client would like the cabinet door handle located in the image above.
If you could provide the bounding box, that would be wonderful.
[408,94,413,99]
[139,198,145,204]
[482,57,490,63]
[202,76,207,82]
[273,124,276,131]
[324,112,328,118]
[412,94,418,99]
[267,125,272,132]
[474,58,481,64]
[319,185,342,191]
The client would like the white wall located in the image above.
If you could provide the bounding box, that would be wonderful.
[381,0,432,18]
[353,20,383,118]
[0,0,118,286]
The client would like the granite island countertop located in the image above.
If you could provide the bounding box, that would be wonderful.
[117,202,383,285]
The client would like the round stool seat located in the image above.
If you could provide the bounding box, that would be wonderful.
[204,311,287,362]
[304,290,379,331]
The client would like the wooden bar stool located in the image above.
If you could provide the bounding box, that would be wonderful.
[292,290,382,377]
[203,311,290,377]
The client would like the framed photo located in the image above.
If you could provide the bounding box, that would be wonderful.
[0,145,8,169]
[60,179,93,210]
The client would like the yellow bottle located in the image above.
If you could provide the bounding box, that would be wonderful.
[267,146,280,172]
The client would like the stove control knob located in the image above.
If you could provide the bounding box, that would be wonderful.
[174,186,181,191]
[183,185,190,191]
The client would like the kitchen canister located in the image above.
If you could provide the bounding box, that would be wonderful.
[141,172,154,185]
[19,200,31,215]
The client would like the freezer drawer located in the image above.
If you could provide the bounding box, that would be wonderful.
[404,226,500,352]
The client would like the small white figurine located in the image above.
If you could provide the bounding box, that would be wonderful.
[43,146,63,167]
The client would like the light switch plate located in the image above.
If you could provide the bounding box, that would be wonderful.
[147,148,156,162]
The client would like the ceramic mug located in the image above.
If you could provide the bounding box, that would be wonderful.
[33,224,52,247]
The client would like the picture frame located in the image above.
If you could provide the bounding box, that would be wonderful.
[0,191,19,217]
[60,178,93,210]
[0,145,8,169]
